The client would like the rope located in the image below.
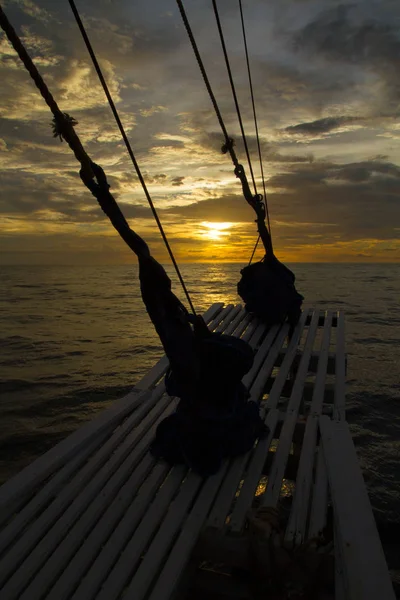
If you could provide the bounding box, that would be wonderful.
[239,0,272,243]
[68,0,196,315]
[0,4,196,315]
[248,235,260,266]
[0,6,94,180]
[211,0,257,195]
[176,0,239,169]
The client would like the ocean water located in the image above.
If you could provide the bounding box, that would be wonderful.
[0,263,399,571]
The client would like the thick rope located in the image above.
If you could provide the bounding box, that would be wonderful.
[0,4,196,314]
[68,0,196,315]
[239,0,272,245]
[0,6,94,180]
[212,0,257,195]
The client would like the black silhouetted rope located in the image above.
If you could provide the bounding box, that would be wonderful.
[176,0,239,169]
[212,0,257,195]
[248,235,260,265]
[0,4,195,314]
[0,5,94,180]
[68,0,196,314]
[239,0,272,244]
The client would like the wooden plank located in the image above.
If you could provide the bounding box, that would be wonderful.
[265,309,310,410]
[248,324,289,403]
[239,315,260,343]
[284,312,333,545]
[146,466,231,600]
[47,459,169,600]
[260,310,321,508]
[0,430,108,558]
[71,463,173,600]
[242,324,280,389]
[24,452,158,600]
[334,311,346,421]
[308,445,328,540]
[275,350,339,375]
[208,304,235,332]
[215,305,241,333]
[0,388,151,524]
[205,325,289,532]
[223,306,246,336]
[284,415,318,546]
[220,409,280,534]
[320,416,396,600]
[0,392,171,597]
[98,470,202,600]
[227,314,310,534]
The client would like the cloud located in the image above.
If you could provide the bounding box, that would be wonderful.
[284,116,363,137]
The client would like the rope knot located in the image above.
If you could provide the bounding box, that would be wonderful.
[80,161,109,195]
[51,112,78,142]
[221,137,235,154]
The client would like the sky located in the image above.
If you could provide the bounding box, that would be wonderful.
[0,0,399,265]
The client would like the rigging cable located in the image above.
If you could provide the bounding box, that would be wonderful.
[239,0,272,245]
[67,0,196,315]
[176,0,239,168]
[211,0,257,195]
[177,0,266,264]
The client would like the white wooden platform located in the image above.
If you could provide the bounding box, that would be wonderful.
[0,303,394,600]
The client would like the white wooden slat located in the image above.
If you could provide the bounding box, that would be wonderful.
[265,309,310,410]
[320,416,396,600]
[228,409,279,533]
[214,305,241,335]
[260,310,321,508]
[310,311,333,415]
[134,357,169,392]
[223,306,246,336]
[0,387,151,523]
[73,463,171,600]
[71,462,171,600]
[229,309,252,337]
[285,312,333,545]
[242,320,267,347]
[308,445,328,540]
[208,304,235,332]
[123,470,205,600]
[17,404,175,600]
[227,314,310,535]
[249,323,290,404]
[205,324,288,531]
[242,323,280,388]
[135,303,224,391]
[25,450,159,600]
[0,429,108,558]
[147,463,232,600]
[209,409,279,533]
[284,415,318,545]
[47,456,164,600]
[202,302,225,324]
[334,311,346,421]
[239,315,260,342]
[0,392,171,598]
[96,468,197,600]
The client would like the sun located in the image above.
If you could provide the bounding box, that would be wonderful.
[201,222,233,241]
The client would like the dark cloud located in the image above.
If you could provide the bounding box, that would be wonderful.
[171,176,184,186]
[285,116,361,136]
[294,3,400,109]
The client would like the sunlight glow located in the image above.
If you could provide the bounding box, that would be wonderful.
[200,222,234,241]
